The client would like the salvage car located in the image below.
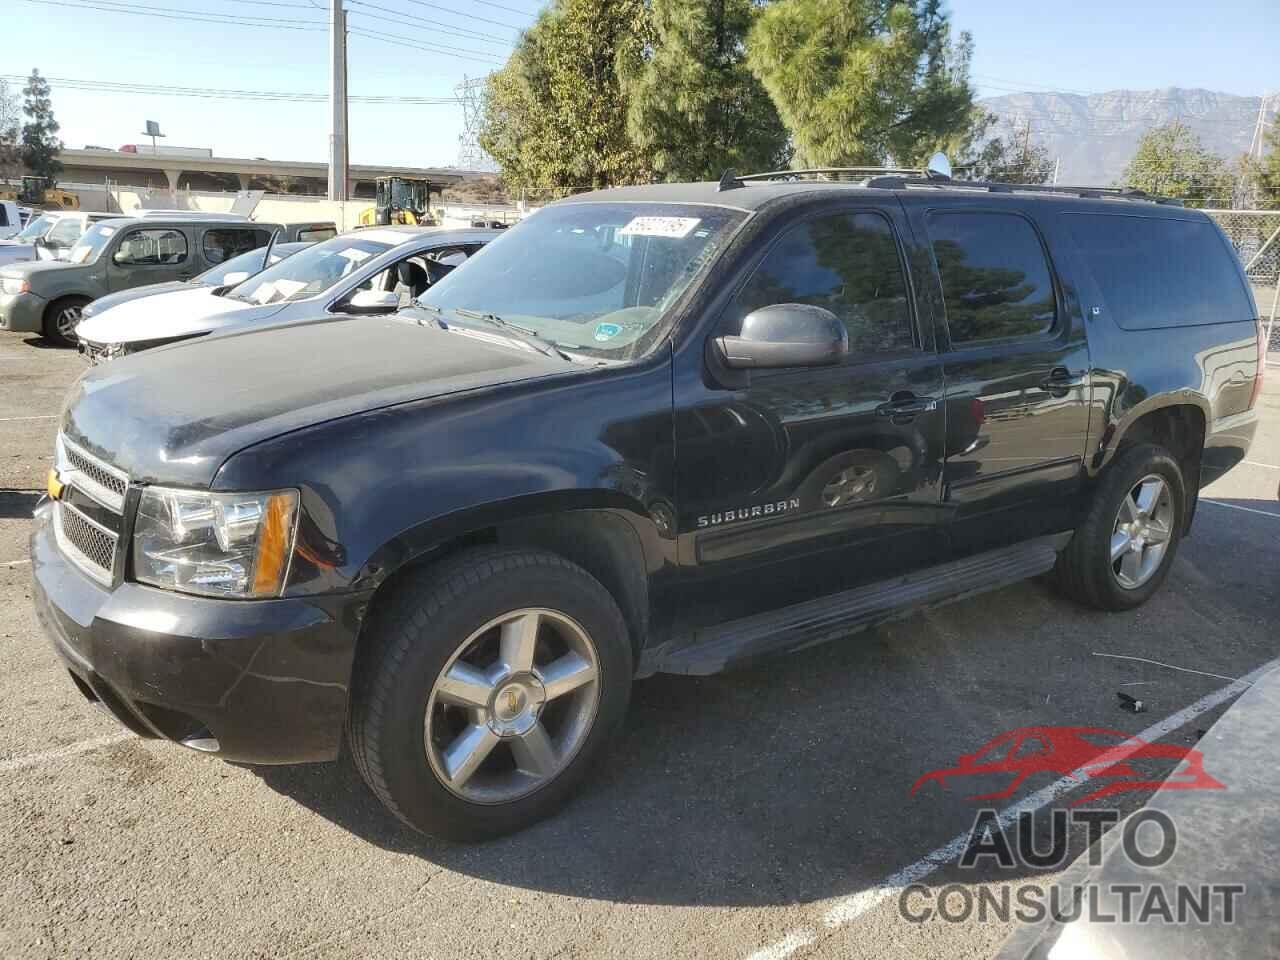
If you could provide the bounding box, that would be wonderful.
[0,214,282,344]
[31,163,1264,840]
[0,210,125,267]
[78,240,312,325]
[73,226,496,361]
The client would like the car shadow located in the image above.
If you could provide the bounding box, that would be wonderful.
[0,490,42,519]
[247,577,1215,908]
[20,336,70,350]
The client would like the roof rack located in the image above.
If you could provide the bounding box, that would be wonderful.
[736,166,923,183]
[861,176,1183,205]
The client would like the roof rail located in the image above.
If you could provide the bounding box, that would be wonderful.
[862,176,1183,206]
[737,166,921,183]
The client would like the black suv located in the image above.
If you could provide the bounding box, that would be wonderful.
[32,171,1265,838]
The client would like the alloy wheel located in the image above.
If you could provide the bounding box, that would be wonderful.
[821,465,878,507]
[424,608,601,804]
[1109,474,1175,589]
[56,304,83,341]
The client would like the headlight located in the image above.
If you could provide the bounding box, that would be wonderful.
[132,486,299,598]
[1,276,30,295]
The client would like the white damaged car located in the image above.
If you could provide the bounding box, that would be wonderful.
[75,226,499,363]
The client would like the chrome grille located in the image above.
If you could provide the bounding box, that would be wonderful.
[54,501,118,585]
[61,436,128,511]
[54,435,128,585]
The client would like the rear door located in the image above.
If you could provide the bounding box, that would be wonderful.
[903,197,1092,556]
[672,201,949,629]
[200,226,274,271]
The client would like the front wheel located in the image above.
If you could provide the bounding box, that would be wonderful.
[1055,444,1186,611]
[43,296,90,346]
[348,547,632,839]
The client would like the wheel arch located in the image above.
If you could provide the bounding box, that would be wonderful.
[355,493,658,664]
[1092,396,1208,532]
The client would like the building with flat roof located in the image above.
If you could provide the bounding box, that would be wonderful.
[60,147,469,199]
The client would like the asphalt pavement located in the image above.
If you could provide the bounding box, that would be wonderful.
[1,331,1277,960]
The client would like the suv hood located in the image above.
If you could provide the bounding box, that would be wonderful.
[61,316,569,487]
[0,255,75,276]
[76,286,273,344]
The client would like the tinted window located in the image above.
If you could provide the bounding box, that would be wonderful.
[929,212,1057,344]
[1064,214,1254,329]
[113,229,188,266]
[734,212,915,355]
[203,227,272,265]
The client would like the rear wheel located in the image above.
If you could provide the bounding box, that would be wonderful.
[43,296,90,346]
[1055,444,1185,610]
[348,547,632,839]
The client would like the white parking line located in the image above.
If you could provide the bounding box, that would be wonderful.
[743,656,1280,960]
[1244,460,1280,470]
[2,558,31,566]
[0,732,133,774]
[1202,498,1280,520]
[0,415,57,422]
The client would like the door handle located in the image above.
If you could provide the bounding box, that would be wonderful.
[1040,368,1085,396]
[875,393,937,422]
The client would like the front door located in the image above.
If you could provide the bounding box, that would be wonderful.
[106,227,195,291]
[903,200,1092,556]
[671,203,949,633]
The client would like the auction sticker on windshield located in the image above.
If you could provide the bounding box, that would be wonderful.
[618,216,700,239]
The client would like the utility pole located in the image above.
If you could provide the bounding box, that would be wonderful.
[1249,92,1272,160]
[327,0,349,201]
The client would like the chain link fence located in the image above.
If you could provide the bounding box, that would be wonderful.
[1204,210,1280,360]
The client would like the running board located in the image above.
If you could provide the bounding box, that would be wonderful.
[641,533,1070,677]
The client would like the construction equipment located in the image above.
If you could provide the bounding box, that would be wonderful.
[0,176,80,211]
[357,176,437,227]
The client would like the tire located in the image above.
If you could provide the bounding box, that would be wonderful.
[348,546,632,840]
[1055,443,1186,611]
[42,296,90,346]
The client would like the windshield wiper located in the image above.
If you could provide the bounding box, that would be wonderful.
[405,301,445,328]
[449,308,572,360]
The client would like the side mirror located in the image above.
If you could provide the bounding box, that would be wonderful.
[714,304,847,369]
[342,288,400,315]
[221,271,249,286]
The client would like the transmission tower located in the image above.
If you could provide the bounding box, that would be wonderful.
[456,76,495,172]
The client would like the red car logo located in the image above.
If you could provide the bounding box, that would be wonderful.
[910,725,1224,806]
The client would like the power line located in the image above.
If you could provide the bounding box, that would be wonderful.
[347,0,514,44]
[0,74,463,105]
[471,0,536,16]
[347,11,510,53]
[349,28,506,65]
[397,0,528,32]
[17,0,326,30]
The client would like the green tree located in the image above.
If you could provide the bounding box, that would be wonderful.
[745,0,977,168]
[1248,123,1280,209]
[960,114,1055,184]
[622,0,790,181]
[21,69,63,184]
[1119,122,1231,207]
[479,0,651,193]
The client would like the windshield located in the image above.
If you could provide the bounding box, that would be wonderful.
[195,241,307,285]
[418,201,746,359]
[66,222,119,264]
[227,235,393,304]
[13,214,55,242]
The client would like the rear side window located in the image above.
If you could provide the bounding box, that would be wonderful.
[734,212,916,356]
[296,225,336,242]
[203,227,272,265]
[1064,214,1255,329]
[928,212,1057,344]
[114,229,188,266]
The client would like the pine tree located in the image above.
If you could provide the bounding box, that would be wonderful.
[479,0,652,194]
[622,0,790,181]
[21,68,63,184]
[745,0,977,168]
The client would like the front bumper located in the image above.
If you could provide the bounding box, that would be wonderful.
[0,290,48,333]
[31,503,372,764]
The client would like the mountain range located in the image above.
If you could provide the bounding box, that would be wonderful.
[975,87,1265,187]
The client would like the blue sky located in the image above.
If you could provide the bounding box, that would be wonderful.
[4,0,1277,169]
